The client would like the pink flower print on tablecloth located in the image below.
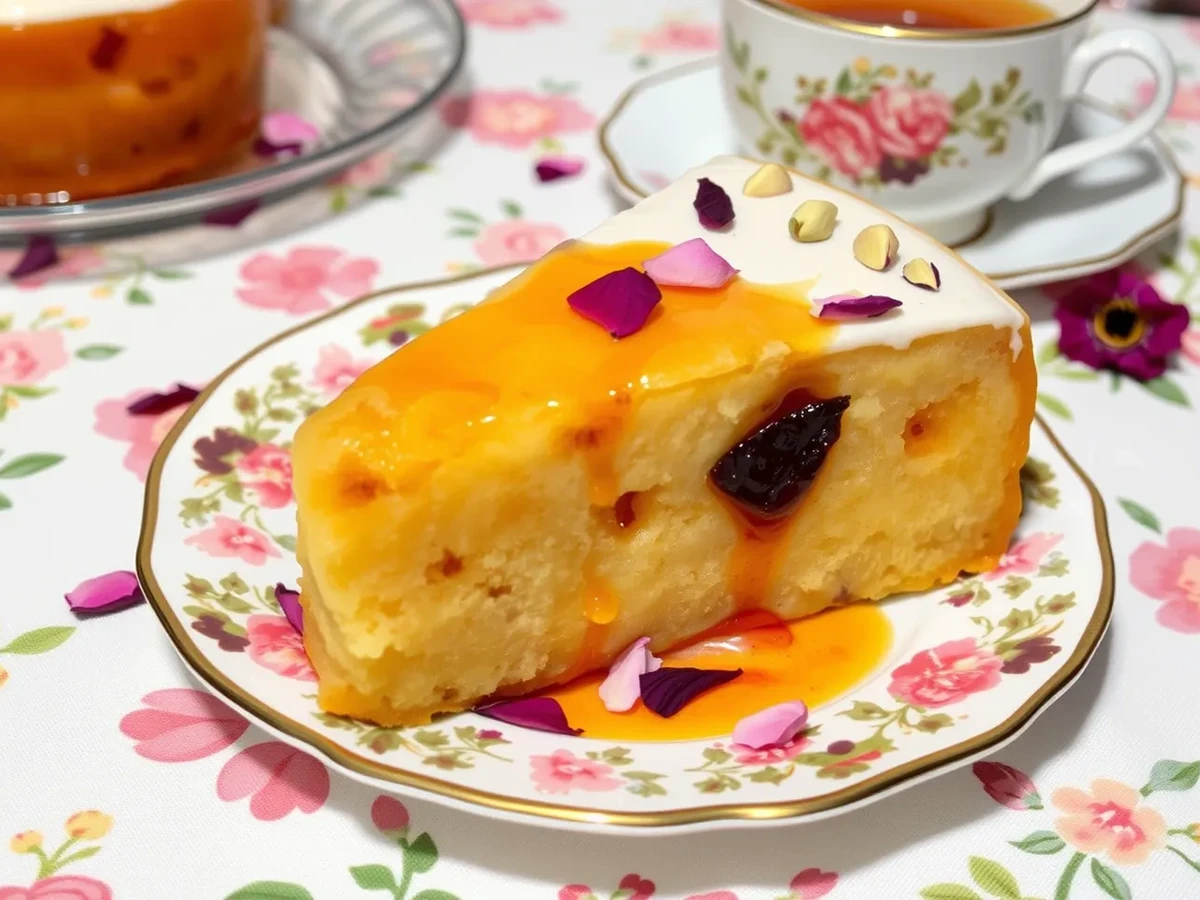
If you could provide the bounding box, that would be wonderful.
[789,869,839,900]
[684,894,738,900]
[216,741,329,821]
[370,795,410,834]
[312,344,372,395]
[327,151,394,188]
[185,515,280,566]
[638,19,718,53]
[235,444,293,508]
[1183,330,1200,366]
[888,638,1003,708]
[236,246,380,314]
[439,90,594,148]
[119,688,249,762]
[866,85,954,160]
[0,330,67,387]
[0,876,113,900]
[474,220,567,265]
[530,749,623,795]
[1052,778,1167,865]
[93,386,199,481]
[798,97,882,180]
[1137,80,1200,122]
[0,246,105,289]
[246,614,316,681]
[458,0,562,28]
[1130,527,1200,633]
[984,532,1062,580]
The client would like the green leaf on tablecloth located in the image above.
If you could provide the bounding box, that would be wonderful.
[6,385,54,398]
[968,856,1020,899]
[1009,830,1065,855]
[152,268,192,280]
[75,344,123,360]
[1139,375,1190,407]
[447,227,479,238]
[1036,341,1060,365]
[920,885,984,900]
[408,832,439,873]
[447,208,485,223]
[412,891,460,900]
[1036,393,1071,420]
[1089,858,1131,900]
[275,534,297,552]
[1140,758,1200,796]
[500,199,523,219]
[0,626,75,655]
[0,453,62,479]
[225,882,314,900]
[1118,498,1161,533]
[0,492,11,511]
[1054,368,1101,382]
[349,864,397,892]
[127,286,153,305]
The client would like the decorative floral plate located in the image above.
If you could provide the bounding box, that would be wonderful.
[597,58,1183,291]
[138,267,1114,832]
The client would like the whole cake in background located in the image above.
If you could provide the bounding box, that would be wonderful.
[0,0,269,204]
[291,155,1037,727]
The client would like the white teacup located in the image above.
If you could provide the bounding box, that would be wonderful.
[720,0,1176,244]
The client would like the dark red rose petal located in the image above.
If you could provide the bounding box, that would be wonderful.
[203,200,260,228]
[693,177,734,230]
[476,697,582,736]
[8,237,58,280]
[710,392,851,520]
[639,667,742,718]
[275,583,303,635]
[127,384,200,417]
[567,267,662,338]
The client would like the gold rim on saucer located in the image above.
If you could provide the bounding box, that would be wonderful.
[138,265,1114,828]
[751,0,1099,41]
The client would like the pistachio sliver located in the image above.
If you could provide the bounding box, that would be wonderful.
[852,224,899,271]
[742,162,793,198]
[902,258,941,291]
[788,200,838,243]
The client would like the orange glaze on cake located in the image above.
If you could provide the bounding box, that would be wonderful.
[543,605,892,741]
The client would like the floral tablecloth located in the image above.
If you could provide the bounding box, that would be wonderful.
[5,2,1200,898]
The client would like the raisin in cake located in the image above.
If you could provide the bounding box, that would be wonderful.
[291,155,1036,726]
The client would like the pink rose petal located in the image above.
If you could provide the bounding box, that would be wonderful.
[274,583,303,635]
[477,697,582,735]
[567,267,662,338]
[643,238,738,289]
[640,667,742,718]
[65,570,145,614]
[812,294,901,320]
[598,637,663,712]
[693,177,734,230]
[731,700,809,749]
[535,155,585,182]
[255,112,319,158]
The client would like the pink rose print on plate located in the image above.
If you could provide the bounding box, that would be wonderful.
[439,90,594,148]
[457,0,562,28]
[731,733,811,765]
[0,876,112,900]
[312,344,373,395]
[798,97,882,180]
[639,20,719,54]
[1052,778,1166,865]
[866,85,953,159]
[235,443,293,508]
[0,330,67,386]
[236,246,380,315]
[93,386,196,481]
[889,637,1003,708]
[789,869,839,900]
[530,749,623,795]
[246,614,316,681]
[1130,527,1200,633]
[474,220,568,266]
[185,515,281,566]
[119,688,249,762]
[216,741,330,821]
[984,532,1062,580]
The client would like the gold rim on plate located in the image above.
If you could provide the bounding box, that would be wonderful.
[595,58,1185,286]
[138,268,1114,828]
[749,0,1099,42]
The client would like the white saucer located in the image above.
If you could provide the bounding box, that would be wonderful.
[599,58,1183,291]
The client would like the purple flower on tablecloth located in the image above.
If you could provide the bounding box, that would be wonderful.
[1054,268,1190,380]
[216,741,330,821]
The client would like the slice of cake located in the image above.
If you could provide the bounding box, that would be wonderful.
[291,156,1036,727]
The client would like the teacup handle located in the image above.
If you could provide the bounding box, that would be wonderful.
[1006,28,1176,203]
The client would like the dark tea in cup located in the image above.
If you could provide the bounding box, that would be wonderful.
[778,0,1056,29]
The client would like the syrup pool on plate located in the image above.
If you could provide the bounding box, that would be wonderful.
[544,604,892,741]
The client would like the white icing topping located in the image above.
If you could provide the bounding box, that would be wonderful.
[586,156,1028,359]
[0,0,178,25]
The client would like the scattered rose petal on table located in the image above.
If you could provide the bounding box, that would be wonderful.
[65,571,144,615]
